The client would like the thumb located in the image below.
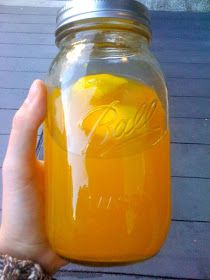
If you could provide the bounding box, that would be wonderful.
[4,80,47,165]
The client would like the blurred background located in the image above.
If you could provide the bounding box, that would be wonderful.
[0,0,210,11]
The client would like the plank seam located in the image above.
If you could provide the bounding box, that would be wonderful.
[59,269,205,280]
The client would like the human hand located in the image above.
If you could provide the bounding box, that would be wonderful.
[0,80,67,274]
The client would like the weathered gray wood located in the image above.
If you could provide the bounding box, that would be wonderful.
[0,11,209,27]
[0,44,57,59]
[150,11,210,21]
[0,71,43,89]
[153,38,210,51]
[0,7,210,279]
[1,57,210,81]
[0,22,55,34]
[162,63,210,79]
[0,18,209,35]
[172,177,210,222]
[0,85,209,120]
[0,11,209,29]
[0,57,51,72]
[55,270,175,279]
[0,32,54,45]
[0,90,26,109]
[0,14,55,24]
[167,77,210,97]
[171,143,210,178]
[62,221,210,279]
[0,134,7,166]
[0,5,58,15]
[0,109,15,134]
[151,16,210,31]
[0,33,209,53]
[0,6,209,21]
[171,118,210,145]
[170,97,210,118]
[153,49,210,63]
[0,42,209,64]
[0,77,210,99]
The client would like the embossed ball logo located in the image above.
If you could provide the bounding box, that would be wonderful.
[79,99,164,157]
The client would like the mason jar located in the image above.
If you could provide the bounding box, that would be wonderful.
[45,0,171,263]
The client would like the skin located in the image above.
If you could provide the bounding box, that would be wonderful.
[0,80,67,274]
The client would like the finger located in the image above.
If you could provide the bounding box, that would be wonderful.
[4,80,47,164]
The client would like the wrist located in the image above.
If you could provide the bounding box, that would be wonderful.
[0,230,67,274]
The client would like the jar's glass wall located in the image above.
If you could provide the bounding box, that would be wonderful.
[44,27,171,262]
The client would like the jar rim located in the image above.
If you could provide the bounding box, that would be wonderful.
[55,0,151,44]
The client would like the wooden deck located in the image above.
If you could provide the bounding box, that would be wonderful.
[0,4,210,280]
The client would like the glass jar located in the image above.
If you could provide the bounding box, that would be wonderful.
[45,0,171,263]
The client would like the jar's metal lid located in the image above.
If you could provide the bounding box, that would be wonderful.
[56,0,151,39]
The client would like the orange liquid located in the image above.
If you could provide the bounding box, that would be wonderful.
[44,74,171,262]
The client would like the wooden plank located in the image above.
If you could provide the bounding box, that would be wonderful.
[153,49,210,64]
[0,6,209,20]
[162,63,210,79]
[0,32,54,45]
[0,7,209,22]
[0,110,15,134]
[0,44,57,59]
[170,97,210,119]
[0,1,66,8]
[0,32,209,52]
[151,17,210,31]
[0,90,26,109]
[0,12,209,29]
[172,177,210,222]
[0,21,209,39]
[55,271,174,280]
[0,22,55,34]
[150,11,210,21]
[152,28,210,41]
[1,107,210,145]
[0,57,51,72]
[0,13,55,24]
[1,57,210,81]
[0,78,209,99]
[0,5,58,15]
[0,19,208,35]
[171,118,210,145]
[0,134,8,166]
[62,221,210,279]
[0,11,209,26]
[1,88,209,121]
[0,69,210,98]
[167,78,210,97]
[171,143,210,178]
[152,38,210,51]
[0,43,209,64]
[0,71,43,89]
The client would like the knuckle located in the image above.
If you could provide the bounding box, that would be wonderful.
[2,157,18,174]
[12,109,26,129]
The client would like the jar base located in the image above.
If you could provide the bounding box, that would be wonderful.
[56,249,160,265]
